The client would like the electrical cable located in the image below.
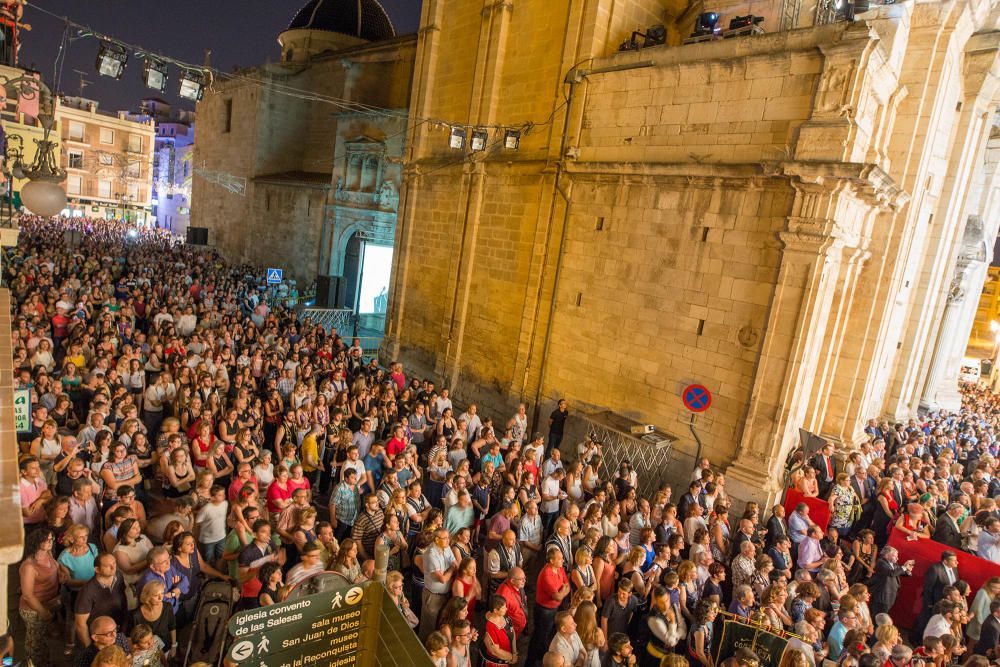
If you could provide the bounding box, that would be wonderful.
[26,1,565,135]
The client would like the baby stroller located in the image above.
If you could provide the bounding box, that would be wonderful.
[183,581,236,667]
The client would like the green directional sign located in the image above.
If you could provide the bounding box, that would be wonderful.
[227,579,435,667]
[13,389,30,433]
[228,583,366,664]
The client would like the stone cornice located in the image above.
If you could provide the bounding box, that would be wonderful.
[769,160,909,210]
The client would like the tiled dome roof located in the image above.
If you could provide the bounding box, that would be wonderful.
[287,0,396,42]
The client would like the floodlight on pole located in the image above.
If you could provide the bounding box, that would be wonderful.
[95,41,128,80]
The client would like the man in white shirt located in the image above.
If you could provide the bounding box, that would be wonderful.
[924,601,961,640]
[77,412,111,445]
[541,469,565,532]
[549,611,585,665]
[419,528,457,641]
[176,307,197,336]
[541,448,564,479]
[459,404,483,442]
[433,388,453,417]
[978,517,1000,564]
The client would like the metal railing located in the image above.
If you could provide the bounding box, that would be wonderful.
[300,307,358,335]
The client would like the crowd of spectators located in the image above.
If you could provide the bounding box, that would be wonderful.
[10,216,1000,667]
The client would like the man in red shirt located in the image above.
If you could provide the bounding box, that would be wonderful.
[528,547,570,664]
[51,307,70,348]
[496,566,527,636]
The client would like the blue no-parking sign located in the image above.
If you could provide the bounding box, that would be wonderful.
[682,384,712,413]
[266,268,283,284]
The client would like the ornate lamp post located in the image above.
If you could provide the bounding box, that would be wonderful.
[0,72,66,217]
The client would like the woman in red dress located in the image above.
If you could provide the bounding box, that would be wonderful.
[451,557,481,619]
[190,421,215,469]
[483,595,516,667]
[894,503,931,540]
[872,478,899,545]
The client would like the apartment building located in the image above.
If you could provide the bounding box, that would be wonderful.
[55,95,155,224]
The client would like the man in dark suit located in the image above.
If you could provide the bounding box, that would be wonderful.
[975,599,1000,657]
[810,442,837,498]
[864,419,884,440]
[677,480,703,522]
[914,551,960,638]
[932,503,965,549]
[849,466,877,534]
[889,467,905,509]
[867,546,914,616]
[765,504,788,548]
[730,519,756,561]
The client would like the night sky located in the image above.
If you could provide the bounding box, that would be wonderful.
[18,0,423,113]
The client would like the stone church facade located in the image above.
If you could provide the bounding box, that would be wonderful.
[190,0,415,303]
[386,0,1000,504]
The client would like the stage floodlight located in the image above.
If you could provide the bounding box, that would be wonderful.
[143,57,169,94]
[449,127,466,150]
[694,12,720,36]
[503,129,520,150]
[470,129,488,152]
[178,69,207,102]
[96,42,128,80]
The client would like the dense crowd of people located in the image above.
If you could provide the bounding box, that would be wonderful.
[10,215,1000,667]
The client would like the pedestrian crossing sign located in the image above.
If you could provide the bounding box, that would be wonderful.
[267,268,283,284]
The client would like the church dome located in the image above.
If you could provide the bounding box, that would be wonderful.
[287,0,396,42]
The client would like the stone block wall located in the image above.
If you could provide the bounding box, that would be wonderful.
[543,175,793,462]
[579,46,822,164]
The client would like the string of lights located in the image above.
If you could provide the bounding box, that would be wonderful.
[25,1,565,143]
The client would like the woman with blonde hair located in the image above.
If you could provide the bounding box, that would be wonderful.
[777,648,813,667]
[571,546,597,597]
[677,559,700,624]
[574,600,606,667]
[567,586,595,617]
[871,623,899,664]
[660,656,688,667]
[91,646,130,667]
[622,545,649,597]
[385,571,418,629]
[132,579,176,652]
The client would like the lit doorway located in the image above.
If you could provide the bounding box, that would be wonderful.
[357,243,393,316]
[355,242,392,334]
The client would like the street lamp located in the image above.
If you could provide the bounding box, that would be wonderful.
[0,73,66,217]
